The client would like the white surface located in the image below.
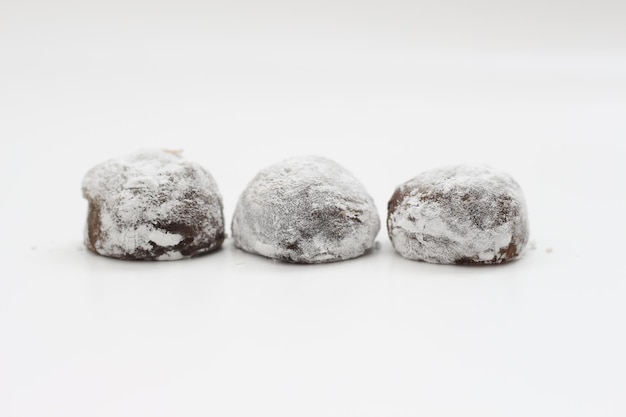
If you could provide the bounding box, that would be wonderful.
[1,0,626,416]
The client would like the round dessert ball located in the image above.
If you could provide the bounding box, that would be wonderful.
[82,150,225,260]
[387,165,529,264]
[232,156,380,263]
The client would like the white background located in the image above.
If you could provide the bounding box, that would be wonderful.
[1,0,625,415]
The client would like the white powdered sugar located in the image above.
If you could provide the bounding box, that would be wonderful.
[387,164,529,264]
[232,156,380,263]
[82,150,224,260]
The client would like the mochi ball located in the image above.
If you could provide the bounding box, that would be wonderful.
[232,156,380,263]
[82,150,224,260]
[387,165,529,264]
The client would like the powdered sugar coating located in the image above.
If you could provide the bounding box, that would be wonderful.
[232,156,380,263]
[82,150,224,260]
[387,165,529,264]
